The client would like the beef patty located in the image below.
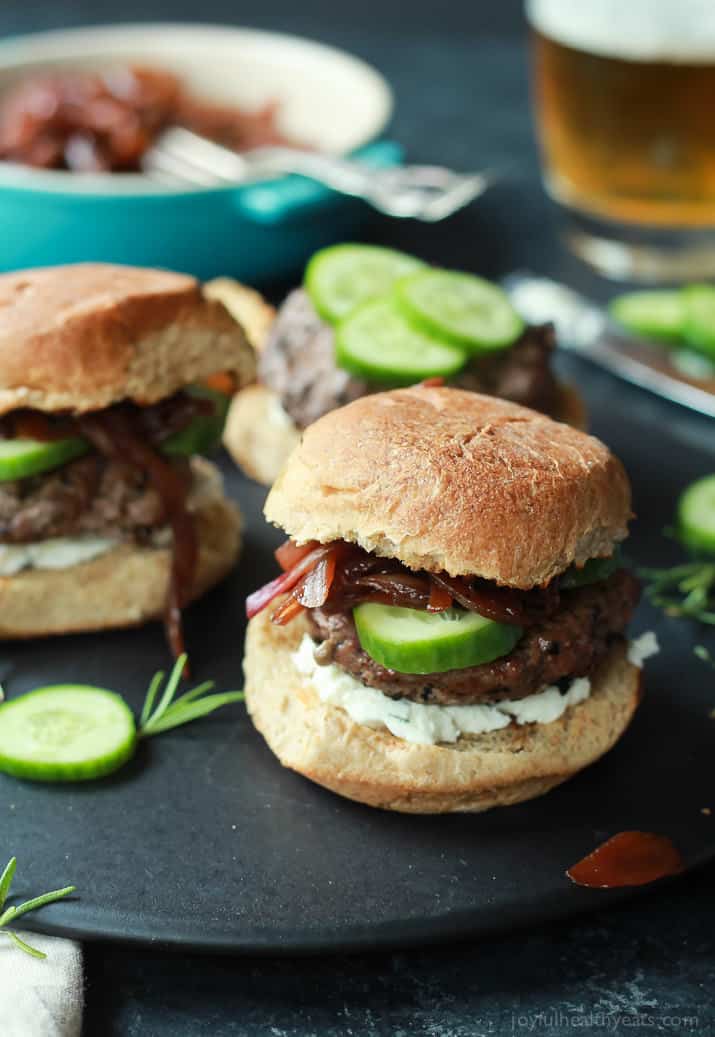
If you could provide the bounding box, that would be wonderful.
[260,288,560,429]
[0,453,191,543]
[307,569,640,706]
[0,391,210,544]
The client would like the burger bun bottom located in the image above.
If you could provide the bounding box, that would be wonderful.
[245,609,642,814]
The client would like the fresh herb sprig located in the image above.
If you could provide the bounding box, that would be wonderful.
[0,858,74,959]
[640,561,715,625]
[139,654,245,738]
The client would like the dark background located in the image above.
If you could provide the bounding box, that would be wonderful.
[2,2,714,1034]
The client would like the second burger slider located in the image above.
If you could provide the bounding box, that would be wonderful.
[0,263,255,654]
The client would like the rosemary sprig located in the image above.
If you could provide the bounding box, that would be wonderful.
[639,561,715,625]
[0,858,75,959]
[138,654,244,738]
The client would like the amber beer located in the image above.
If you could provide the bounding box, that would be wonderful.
[527,0,715,276]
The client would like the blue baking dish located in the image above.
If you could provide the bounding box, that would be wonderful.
[0,24,397,281]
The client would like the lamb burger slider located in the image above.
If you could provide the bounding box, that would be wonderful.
[222,245,586,486]
[0,263,255,654]
[244,385,655,813]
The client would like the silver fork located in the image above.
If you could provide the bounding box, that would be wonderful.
[141,127,495,221]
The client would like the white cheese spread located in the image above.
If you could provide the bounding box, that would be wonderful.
[0,535,118,576]
[292,629,660,747]
[627,631,660,667]
[292,635,591,746]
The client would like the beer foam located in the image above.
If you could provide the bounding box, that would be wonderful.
[527,0,715,63]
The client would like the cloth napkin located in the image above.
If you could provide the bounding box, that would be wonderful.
[0,932,82,1037]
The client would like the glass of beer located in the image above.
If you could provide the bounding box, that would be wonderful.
[527,0,715,281]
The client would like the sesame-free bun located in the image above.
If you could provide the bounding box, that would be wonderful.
[225,381,587,489]
[223,384,301,486]
[203,277,276,353]
[244,608,641,814]
[265,386,631,588]
[0,459,241,639]
[0,263,255,416]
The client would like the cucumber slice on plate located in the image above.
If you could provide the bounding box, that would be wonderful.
[678,474,715,554]
[683,285,715,361]
[0,685,136,782]
[394,269,524,353]
[0,437,88,482]
[609,290,685,343]
[305,244,425,324]
[335,297,467,384]
[353,603,522,675]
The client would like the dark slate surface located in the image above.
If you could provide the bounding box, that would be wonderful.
[2,1,714,1033]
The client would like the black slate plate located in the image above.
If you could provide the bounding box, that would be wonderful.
[3,357,714,954]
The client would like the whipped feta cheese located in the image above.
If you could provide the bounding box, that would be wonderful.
[292,635,593,746]
[627,631,660,668]
[0,535,118,576]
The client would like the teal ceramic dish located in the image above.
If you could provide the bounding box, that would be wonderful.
[0,24,397,281]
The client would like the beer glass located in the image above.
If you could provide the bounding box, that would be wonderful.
[527,0,715,281]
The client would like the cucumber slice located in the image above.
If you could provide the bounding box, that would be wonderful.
[678,474,715,554]
[683,285,715,361]
[609,290,685,343]
[335,297,467,384]
[0,437,89,482]
[353,603,522,675]
[0,685,136,782]
[394,269,524,353]
[161,386,230,457]
[560,549,623,589]
[305,244,426,324]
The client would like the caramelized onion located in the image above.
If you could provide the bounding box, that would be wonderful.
[427,579,453,612]
[296,554,337,609]
[246,543,334,619]
[275,538,320,572]
[246,539,559,629]
[430,573,531,626]
[79,407,198,659]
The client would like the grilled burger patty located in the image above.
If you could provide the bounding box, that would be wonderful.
[307,569,640,706]
[259,288,560,429]
[0,392,207,544]
[0,453,190,543]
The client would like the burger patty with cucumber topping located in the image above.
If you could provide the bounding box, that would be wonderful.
[259,288,560,430]
[307,568,639,705]
[0,390,226,543]
[247,536,640,706]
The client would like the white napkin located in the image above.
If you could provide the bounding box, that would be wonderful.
[0,932,83,1037]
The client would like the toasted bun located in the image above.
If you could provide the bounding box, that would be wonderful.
[226,382,588,489]
[203,277,275,353]
[0,459,241,638]
[0,263,255,415]
[265,386,631,588]
[223,384,300,486]
[244,608,641,814]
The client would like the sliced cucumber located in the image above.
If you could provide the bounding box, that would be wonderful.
[683,285,715,361]
[560,549,623,589]
[161,386,230,457]
[353,603,522,675]
[305,244,426,324]
[0,437,89,482]
[609,290,685,343]
[336,297,467,384]
[0,685,136,782]
[394,269,524,353]
[678,474,715,555]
